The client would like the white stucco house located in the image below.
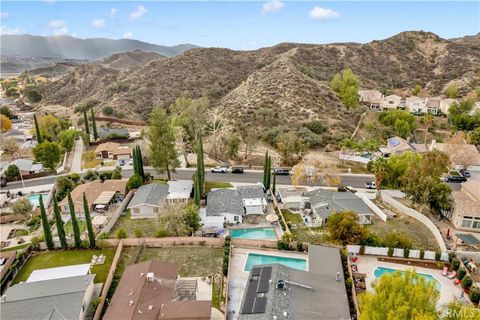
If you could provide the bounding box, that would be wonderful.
[127,183,168,219]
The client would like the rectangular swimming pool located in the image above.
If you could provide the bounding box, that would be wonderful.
[244,253,307,272]
[374,267,442,291]
[230,227,277,240]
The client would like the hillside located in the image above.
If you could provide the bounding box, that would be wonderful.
[38,31,480,148]
[0,34,196,59]
[99,50,164,70]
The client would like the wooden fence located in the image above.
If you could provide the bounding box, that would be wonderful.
[6,170,55,182]
[94,116,147,126]
[101,237,224,248]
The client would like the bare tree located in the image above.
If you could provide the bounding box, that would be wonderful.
[443,132,477,168]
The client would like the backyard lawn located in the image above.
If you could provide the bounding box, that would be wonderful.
[109,211,157,238]
[205,181,232,193]
[12,248,116,284]
[292,226,330,245]
[281,209,303,224]
[64,220,87,235]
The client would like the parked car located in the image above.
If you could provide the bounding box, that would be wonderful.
[231,167,244,174]
[211,166,227,173]
[117,159,126,166]
[128,158,134,165]
[365,181,376,189]
[444,175,467,183]
[274,168,290,176]
[459,169,471,178]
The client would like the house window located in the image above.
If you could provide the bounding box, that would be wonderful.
[133,208,140,214]
[153,207,159,213]
[461,217,480,230]
[234,216,239,222]
[461,219,472,228]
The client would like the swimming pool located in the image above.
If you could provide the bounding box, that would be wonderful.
[373,267,442,291]
[244,253,307,272]
[26,193,48,207]
[230,227,277,240]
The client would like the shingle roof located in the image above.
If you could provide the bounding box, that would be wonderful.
[306,189,373,219]
[1,275,95,320]
[206,189,244,216]
[127,183,169,208]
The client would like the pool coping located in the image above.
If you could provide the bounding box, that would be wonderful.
[372,266,443,290]
[242,250,309,273]
[228,225,280,240]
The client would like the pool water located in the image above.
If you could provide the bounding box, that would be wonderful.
[26,193,48,207]
[230,227,277,240]
[374,267,442,291]
[244,253,307,272]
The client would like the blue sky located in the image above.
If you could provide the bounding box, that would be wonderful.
[1,1,479,49]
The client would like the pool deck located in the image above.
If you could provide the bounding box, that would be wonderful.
[228,223,283,240]
[226,247,308,320]
[356,255,467,306]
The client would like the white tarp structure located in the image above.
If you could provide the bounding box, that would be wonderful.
[26,264,91,283]
[94,191,116,205]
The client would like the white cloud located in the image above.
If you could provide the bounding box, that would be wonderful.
[309,6,340,21]
[129,5,147,20]
[123,32,133,39]
[262,0,284,15]
[48,19,65,28]
[52,26,69,35]
[1,12,9,18]
[92,19,106,29]
[110,8,118,17]
[0,25,22,35]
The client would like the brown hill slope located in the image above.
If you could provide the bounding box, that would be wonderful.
[100,50,164,70]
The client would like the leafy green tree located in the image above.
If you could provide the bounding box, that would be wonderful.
[428,183,453,218]
[59,129,79,152]
[327,211,367,245]
[330,68,360,108]
[12,197,33,216]
[0,106,14,119]
[148,106,179,180]
[91,108,98,140]
[127,174,143,191]
[37,114,60,141]
[276,132,307,165]
[359,270,438,320]
[34,113,42,143]
[39,194,54,250]
[33,141,61,170]
[4,164,20,177]
[441,302,480,319]
[53,194,68,249]
[184,202,201,235]
[83,193,96,248]
[111,167,122,179]
[446,84,459,98]
[412,84,422,96]
[83,109,90,135]
[227,134,241,159]
[394,119,412,139]
[169,96,208,149]
[369,157,389,196]
[384,152,421,188]
[67,190,81,248]
[157,204,189,236]
[422,113,434,145]
[382,232,412,249]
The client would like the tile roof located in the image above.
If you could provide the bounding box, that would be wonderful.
[94,142,132,155]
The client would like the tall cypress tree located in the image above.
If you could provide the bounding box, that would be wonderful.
[91,108,98,141]
[67,190,82,248]
[194,169,201,206]
[132,147,139,175]
[266,156,271,189]
[272,171,276,194]
[263,150,269,188]
[137,146,145,179]
[196,137,205,196]
[53,193,67,249]
[83,193,96,248]
[39,194,54,249]
[83,109,90,135]
[33,113,42,144]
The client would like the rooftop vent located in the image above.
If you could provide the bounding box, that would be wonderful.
[276,280,285,290]
[129,300,134,306]
[148,305,153,310]
[147,272,154,282]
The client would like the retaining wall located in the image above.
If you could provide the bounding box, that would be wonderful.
[102,237,224,247]
[347,245,449,262]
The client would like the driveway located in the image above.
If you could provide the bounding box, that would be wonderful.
[71,139,83,173]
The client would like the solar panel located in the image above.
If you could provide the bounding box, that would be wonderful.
[257,267,272,293]
[251,267,261,276]
[252,296,267,314]
[241,294,255,314]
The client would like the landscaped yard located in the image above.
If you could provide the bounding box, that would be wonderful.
[12,248,116,284]
[205,181,232,193]
[109,211,157,238]
[281,209,303,224]
[292,226,330,245]
[64,220,87,235]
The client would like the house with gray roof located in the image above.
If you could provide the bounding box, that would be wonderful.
[201,184,267,229]
[238,246,350,319]
[1,274,95,320]
[305,189,374,225]
[127,183,169,219]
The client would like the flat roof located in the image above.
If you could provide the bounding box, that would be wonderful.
[94,190,117,205]
[27,264,91,283]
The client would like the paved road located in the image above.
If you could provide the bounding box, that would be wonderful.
[2,167,462,192]
[70,139,83,173]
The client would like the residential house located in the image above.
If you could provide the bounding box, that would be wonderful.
[449,181,480,233]
[103,261,212,320]
[0,275,95,320]
[0,159,43,175]
[380,136,427,156]
[58,179,127,215]
[95,142,132,160]
[405,97,427,114]
[440,98,457,114]
[0,251,16,284]
[304,189,375,225]
[167,180,193,203]
[127,183,169,219]
[381,95,402,110]
[26,264,91,283]
[358,89,384,110]
[97,128,129,140]
[238,245,350,320]
[430,140,480,169]
[424,97,441,114]
[201,184,267,229]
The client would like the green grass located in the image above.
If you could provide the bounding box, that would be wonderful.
[0,243,30,252]
[64,220,87,236]
[9,229,30,238]
[152,179,168,184]
[205,181,233,193]
[292,227,330,245]
[281,209,303,224]
[110,211,157,238]
[12,248,116,284]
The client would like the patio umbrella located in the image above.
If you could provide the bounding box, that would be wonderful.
[265,214,279,222]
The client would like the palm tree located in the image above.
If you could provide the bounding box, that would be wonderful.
[423,113,433,145]
[370,157,389,197]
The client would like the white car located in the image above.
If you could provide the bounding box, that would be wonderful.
[211,166,227,173]
[365,181,376,189]
[128,158,134,165]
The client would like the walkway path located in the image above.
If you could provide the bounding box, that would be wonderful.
[71,139,83,173]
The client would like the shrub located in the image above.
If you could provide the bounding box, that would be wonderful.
[80,240,90,249]
[5,164,20,177]
[337,185,347,192]
[277,240,289,250]
[134,228,143,238]
[419,249,425,260]
[83,170,98,181]
[99,171,113,182]
[127,174,143,191]
[68,173,81,183]
[403,248,410,258]
[30,236,40,250]
[115,228,128,239]
[111,168,122,180]
[98,232,109,239]
[387,247,394,257]
[457,267,466,280]
[448,252,456,263]
[435,252,441,261]
[451,258,460,271]
[461,276,473,290]
[359,245,365,255]
[383,232,412,249]
[89,297,102,313]
[469,288,480,305]
[102,106,114,115]
[155,229,169,238]
[296,241,304,252]
[305,120,326,134]
[199,240,206,246]
[12,197,33,216]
